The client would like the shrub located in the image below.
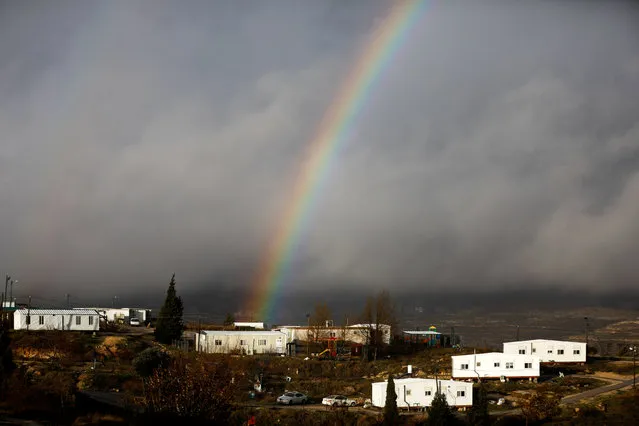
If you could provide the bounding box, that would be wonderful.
[132,347,171,378]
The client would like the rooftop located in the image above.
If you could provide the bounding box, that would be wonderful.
[16,308,99,315]
[503,339,586,345]
[201,330,285,336]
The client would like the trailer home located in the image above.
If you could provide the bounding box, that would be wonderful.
[195,330,287,355]
[503,339,587,363]
[452,352,540,380]
[14,309,100,331]
[372,378,473,409]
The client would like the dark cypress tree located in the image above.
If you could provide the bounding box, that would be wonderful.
[384,374,399,425]
[468,383,490,426]
[427,386,456,426]
[154,274,184,344]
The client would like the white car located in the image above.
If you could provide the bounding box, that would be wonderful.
[276,392,308,405]
[322,395,357,407]
[129,317,141,326]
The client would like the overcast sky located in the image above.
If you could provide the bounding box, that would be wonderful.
[1,0,638,304]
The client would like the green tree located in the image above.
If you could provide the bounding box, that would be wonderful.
[223,313,235,327]
[384,374,399,425]
[426,388,456,426]
[468,384,490,426]
[154,274,184,344]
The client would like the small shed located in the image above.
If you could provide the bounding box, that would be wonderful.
[372,378,473,409]
[14,308,100,331]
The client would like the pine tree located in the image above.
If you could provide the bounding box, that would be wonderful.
[468,383,490,426]
[154,274,184,344]
[384,374,399,425]
[427,387,456,426]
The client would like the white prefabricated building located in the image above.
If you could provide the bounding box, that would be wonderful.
[14,309,100,331]
[196,330,287,355]
[372,378,473,409]
[233,322,266,329]
[452,352,540,380]
[503,339,587,363]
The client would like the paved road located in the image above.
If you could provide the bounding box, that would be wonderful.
[561,378,635,404]
[0,417,46,425]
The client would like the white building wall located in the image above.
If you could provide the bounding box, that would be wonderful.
[197,331,287,355]
[14,309,100,331]
[503,340,587,363]
[234,322,265,329]
[372,378,473,409]
[273,324,391,345]
[452,352,540,379]
[103,308,131,322]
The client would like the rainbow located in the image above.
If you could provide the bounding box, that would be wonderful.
[246,0,429,322]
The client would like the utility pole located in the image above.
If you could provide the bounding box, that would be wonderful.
[3,275,10,310]
[306,313,311,357]
[584,317,589,352]
[26,296,31,332]
[9,280,15,306]
[630,346,636,390]
[516,325,520,341]
[66,294,70,309]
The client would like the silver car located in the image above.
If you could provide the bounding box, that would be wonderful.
[276,391,308,405]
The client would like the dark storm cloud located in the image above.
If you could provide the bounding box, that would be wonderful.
[0,0,638,303]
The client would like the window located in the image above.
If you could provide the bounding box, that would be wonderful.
[425,390,432,396]
[547,349,553,354]
[573,349,580,355]
[406,389,412,396]
[506,362,514,369]
[532,348,537,353]
[525,363,532,369]
[519,349,526,354]
[557,349,564,355]
[476,362,481,367]
[457,390,465,397]
[494,362,500,368]
[258,339,267,346]
[76,316,81,325]
[460,363,469,370]
[89,316,94,325]
[215,340,222,346]
[39,316,45,325]
[26,315,31,325]
[240,340,247,345]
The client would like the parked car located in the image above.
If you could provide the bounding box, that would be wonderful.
[276,392,308,405]
[322,395,357,407]
[129,317,140,326]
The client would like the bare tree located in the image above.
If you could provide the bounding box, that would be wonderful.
[308,303,332,343]
[358,290,396,361]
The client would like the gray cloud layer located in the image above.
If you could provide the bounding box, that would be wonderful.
[1,0,638,301]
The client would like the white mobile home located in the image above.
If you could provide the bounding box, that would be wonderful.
[233,322,265,329]
[372,378,473,409]
[452,352,540,380]
[14,309,100,331]
[503,339,587,363]
[273,323,391,345]
[196,330,287,355]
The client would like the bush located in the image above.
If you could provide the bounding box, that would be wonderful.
[132,347,171,378]
[144,354,237,422]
